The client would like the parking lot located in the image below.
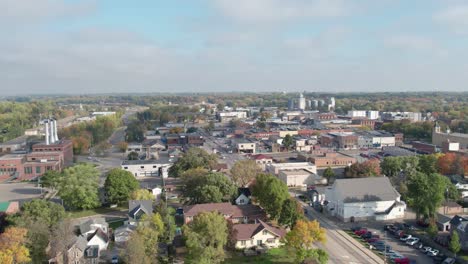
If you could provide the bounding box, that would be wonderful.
[349,222,455,264]
[0,182,43,202]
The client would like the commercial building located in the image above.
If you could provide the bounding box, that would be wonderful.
[307,152,357,168]
[266,162,317,175]
[382,112,422,122]
[217,111,247,122]
[121,158,172,178]
[278,169,326,187]
[432,123,468,149]
[234,139,257,154]
[324,177,406,222]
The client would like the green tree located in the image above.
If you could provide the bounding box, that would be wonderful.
[104,169,140,205]
[252,174,289,220]
[418,154,439,175]
[323,167,335,184]
[128,151,139,160]
[155,202,176,243]
[406,172,446,220]
[57,164,101,210]
[279,199,303,228]
[169,147,218,177]
[380,157,402,177]
[230,160,261,187]
[16,199,65,228]
[40,170,61,190]
[182,170,236,204]
[130,189,155,200]
[135,213,164,260]
[122,232,152,264]
[282,134,294,150]
[183,211,228,264]
[283,219,327,264]
[449,231,461,257]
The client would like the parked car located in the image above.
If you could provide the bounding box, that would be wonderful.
[421,246,432,253]
[365,237,380,243]
[389,253,405,260]
[362,231,377,239]
[406,237,419,246]
[442,258,456,264]
[354,229,368,236]
[393,257,410,264]
[400,234,412,242]
[351,226,362,232]
[111,256,119,264]
[427,249,439,257]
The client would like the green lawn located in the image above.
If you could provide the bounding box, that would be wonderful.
[108,219,126,230]
[66,206,127,219]
[223,248,294,264]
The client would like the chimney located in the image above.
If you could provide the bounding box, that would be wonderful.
[53,120,59,142]
[45,121,50,145]
[49,119,55,144]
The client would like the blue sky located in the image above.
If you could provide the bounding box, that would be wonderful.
[1,0,468,95]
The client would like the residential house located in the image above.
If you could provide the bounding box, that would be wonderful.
[48,235,87,264]
[450,215,468,250]
[324,177,406,222]
[86,229,109,252]
[79,218,108,237]
[183,203,265,224]
[235,188,251,205]
[127,200,153,226]
[436,213,452,232]
[114,225,136,245]
[232,220,286,249]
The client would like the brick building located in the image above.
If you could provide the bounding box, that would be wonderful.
[307,152,357,167]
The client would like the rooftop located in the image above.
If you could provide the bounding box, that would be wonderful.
[330,177,400,203]
[0,154,25,160]
[280,169,314,176]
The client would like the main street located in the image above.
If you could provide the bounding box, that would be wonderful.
[295,197,384,264]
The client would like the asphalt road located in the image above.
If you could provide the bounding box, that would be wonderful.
[295,196,384,264]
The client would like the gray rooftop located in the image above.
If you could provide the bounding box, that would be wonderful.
[331,177,400,203]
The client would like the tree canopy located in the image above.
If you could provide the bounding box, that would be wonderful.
[283,219,327,264]
[169,148,218,177]
[278,198,303,228]
[183,211,228,264]
[323,167,335,183]
[230,160,262,187]
[0,227,31,264]
[182,169,236,204]
[57,163,101,210]
[131,189,155,201]
[344,159,380,178]
[282,134,294,150]
[252,173,289,220]
[104,168,140,205]
[13,199,65,228]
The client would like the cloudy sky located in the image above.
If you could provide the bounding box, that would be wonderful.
[1,0,468,95]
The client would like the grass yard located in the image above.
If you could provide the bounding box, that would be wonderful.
[223,248,294,264]
[108,219,126,230]
[66,206,127,219]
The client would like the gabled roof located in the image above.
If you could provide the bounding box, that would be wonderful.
[88,228,109,244]
[330,177,400,203]
[251,154,272,160]
[436,213,452,224]
[70,235,88,252]
[238,188,251,197]
[128,200,153,220]
[450,215,468,226]
[79,218,107,235]
[232,219,286,240]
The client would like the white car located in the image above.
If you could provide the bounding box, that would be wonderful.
[421,246,432,253]
[400,234,412,241]
[427,249,439,257]
[406,237,419,245]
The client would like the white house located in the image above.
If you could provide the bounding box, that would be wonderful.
[121,159,172,178]
[324,177,406,222]
[235,188,252,205]
[86,229,109,252]
[114,225,136,245]
[232,220,286,249]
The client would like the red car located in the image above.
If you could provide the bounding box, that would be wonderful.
[394,257,410,264]
[354,229,368,236]
[365,237,380,243]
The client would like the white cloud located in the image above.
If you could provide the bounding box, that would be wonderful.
[0,0,96,26]
[212,0,350,24]
[434,4,468,34]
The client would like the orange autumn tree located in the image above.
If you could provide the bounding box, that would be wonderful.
[438,153,466,176]
[283,219,328,264]
[0,227,30,264]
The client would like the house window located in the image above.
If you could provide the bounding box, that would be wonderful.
[24,167,32,174]
[140,166,145,169]
[124,167,128,169]
[262,230,268,235]
[239,199,244,204]
[153,166,157,168]
[257,240,262,246]
[36,166,41,174]
[241,240,246,246]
